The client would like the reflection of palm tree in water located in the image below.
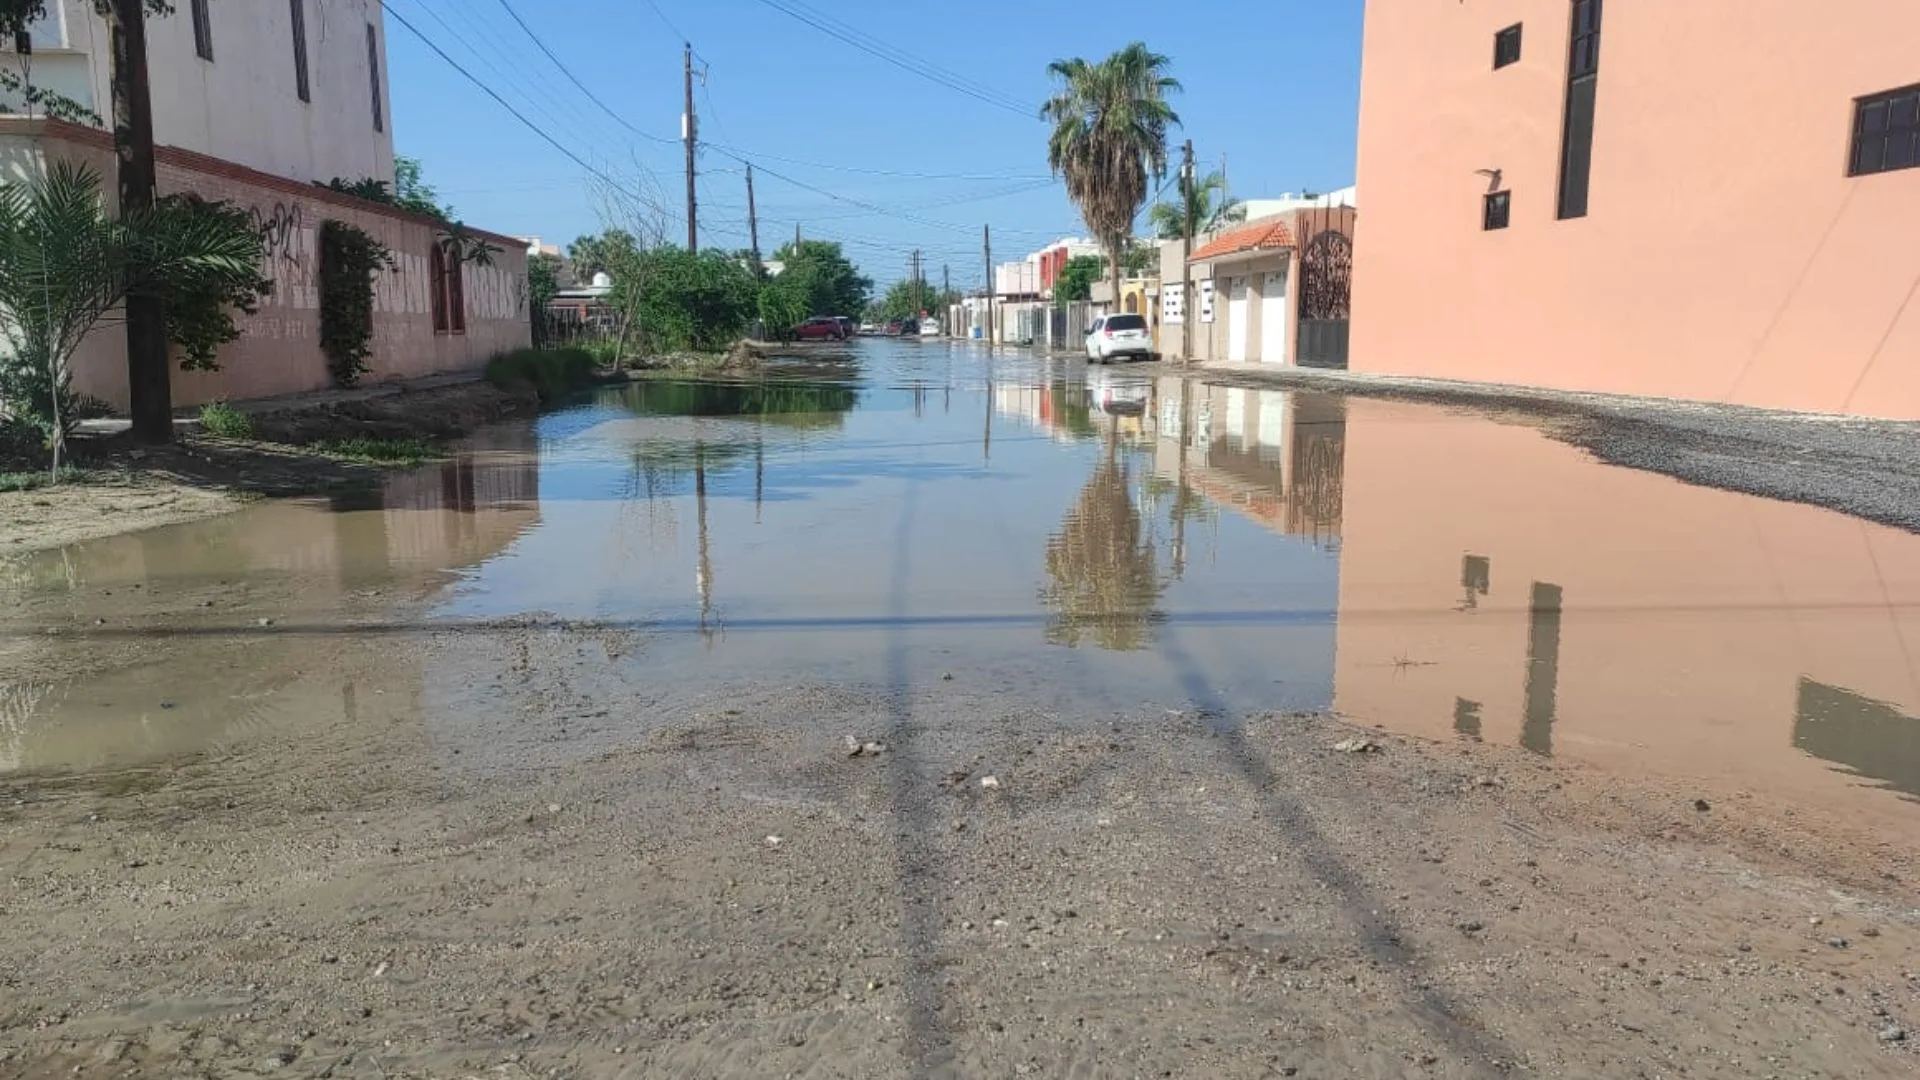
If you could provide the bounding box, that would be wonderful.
[1042,433,1164,650]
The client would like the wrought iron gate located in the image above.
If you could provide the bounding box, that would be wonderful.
[1296,213,1353,369]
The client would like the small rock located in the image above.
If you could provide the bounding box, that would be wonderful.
[159,701,175,711]
[1809,916,1824,926]
[979,776,1001,790]
[1879,1026,1907,1043]
[371,961,388,978]
[1333,737,1381,754]
[1863,927,1881,938]
[1457,920,1485,934]
[941,672,954,681]
[545,803,561,814]
[257,618,275,628]
[1693,799,1711,812]
[1828,937,1849,949]
[861,742,886,756]
[766,835,783,846]
[844,735,863,757]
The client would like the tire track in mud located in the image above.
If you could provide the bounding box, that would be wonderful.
[1157,626,1521,1073]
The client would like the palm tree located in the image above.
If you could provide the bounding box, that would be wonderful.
[1146,170,1244,240]
[1043,43,1180,311]
[1042,432,1164,650]
[0,161,266,476]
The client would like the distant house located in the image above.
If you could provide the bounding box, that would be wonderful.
[0,0,530,409]
[1159,202,1357,368]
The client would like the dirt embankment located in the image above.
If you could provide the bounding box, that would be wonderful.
[0,380,539,554]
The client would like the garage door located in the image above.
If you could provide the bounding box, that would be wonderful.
[1260,268,1288,364]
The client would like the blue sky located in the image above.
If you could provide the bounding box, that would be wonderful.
[384,0,1364,289]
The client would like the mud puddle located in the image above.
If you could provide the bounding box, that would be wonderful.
[0,339,1916,819]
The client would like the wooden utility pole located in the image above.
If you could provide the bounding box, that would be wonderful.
[983,225,994,345]
[1180,139,1195,365]
[942,264,949,306]
[108,0,170,443]
[682,43,697,252]
[745,165,760,270]
[910,250,923,313]
[794,222,801,252]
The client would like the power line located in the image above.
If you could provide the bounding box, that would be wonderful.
[399,0,616,156]
[702,141,1048,182]
[489,0,677,145]
[640,0,691,45]
[748,0,1033,116]
[381,1,678,222]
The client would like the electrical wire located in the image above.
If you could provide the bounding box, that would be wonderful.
[490,0,678,145]
[381,0,679,222]
[748,0,1033,117]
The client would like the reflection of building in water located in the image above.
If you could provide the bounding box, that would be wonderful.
[1148,381,1346,548]
[1334,398,1920,815]
[1794,680,1920,800]
[0,425,543,776]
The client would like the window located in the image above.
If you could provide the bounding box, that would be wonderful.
[1850,85,1920,177]
[190,0,212,61]
[1106,314,1147,331]
[1482,191,1511,230]
[366,23,384,133]
[1493,24,1523,69]
[430,241,465,335]
[1556,0,1603,219]
[289,0,310,103]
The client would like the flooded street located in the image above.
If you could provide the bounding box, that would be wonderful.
[4,340,1919,1078]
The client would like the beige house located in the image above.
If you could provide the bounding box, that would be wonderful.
[0,0,529,410]
[1158,206,1356,368]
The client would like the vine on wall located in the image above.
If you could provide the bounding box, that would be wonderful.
[317,219,394,387]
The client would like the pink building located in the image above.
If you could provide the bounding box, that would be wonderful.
[1352,0,1920,419]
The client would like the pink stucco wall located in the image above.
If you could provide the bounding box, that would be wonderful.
[1351,0,1920,418]
[8,120,530,411]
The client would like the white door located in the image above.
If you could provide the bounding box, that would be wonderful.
[1260,268,1289,364]
[1226,277,1250,362]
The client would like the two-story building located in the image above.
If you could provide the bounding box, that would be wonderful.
[0,0,529,409]
[1351,0,1920,419]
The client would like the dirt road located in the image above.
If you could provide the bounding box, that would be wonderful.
[2,614,1916,1079]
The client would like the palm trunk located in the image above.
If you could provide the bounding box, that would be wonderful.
[1107,235,1124,319]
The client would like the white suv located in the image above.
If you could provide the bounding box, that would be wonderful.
[1085,314,1152,363]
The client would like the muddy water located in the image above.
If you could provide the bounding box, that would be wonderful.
[2,339,1917,821]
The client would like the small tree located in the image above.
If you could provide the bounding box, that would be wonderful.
[626,247,758,353]
[1053,254,1106,306]
[0,160,268,474]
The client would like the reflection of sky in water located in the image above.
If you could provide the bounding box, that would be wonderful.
[436,363,1343,719]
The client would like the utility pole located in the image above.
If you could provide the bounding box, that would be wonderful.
[983,225,994,345]
[942,264,950,306]
[910,250,923,313]
[682,43,697,252]
[1180,138,1195,365]
[107,0,169,443]
[794,222,801,253]
[745,165,760,271]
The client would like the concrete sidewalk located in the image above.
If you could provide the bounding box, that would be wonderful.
[74,370,488,438]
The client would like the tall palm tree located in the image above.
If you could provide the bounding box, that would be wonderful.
[1043,43,1180,311]
[1146,170,1244,240]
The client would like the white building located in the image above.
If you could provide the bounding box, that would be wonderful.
[0,0,529,410]
[1239,185,1357,221]
[3,0,395,185]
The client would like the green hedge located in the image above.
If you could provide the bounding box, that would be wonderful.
[484,347,599,403]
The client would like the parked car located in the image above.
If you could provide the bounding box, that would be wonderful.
[1085,367,1150,417]
[858,322,879,335]
[833,317,858,339]
[793,316,847,341]
[1085,313,1152,363]
[899,318,920,336]
[883,320,904,336]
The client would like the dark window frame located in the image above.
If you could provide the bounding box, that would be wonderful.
[289,0,310,103]
[1555,0,1603,220]
[1483,190,1512,230]
[190,0,213,61]
[1493,24,1523,70]
[1849,84,1920,177]
[429,243,449,333]
[366,23,384,133]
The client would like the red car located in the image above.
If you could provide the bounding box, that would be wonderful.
[793,317,847,341]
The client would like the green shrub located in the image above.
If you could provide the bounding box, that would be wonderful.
[197,401,254,439]
[484,346,598,403]
[311,436,437,464]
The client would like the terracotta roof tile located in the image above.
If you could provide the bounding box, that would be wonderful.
[1188,218,1294,262]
